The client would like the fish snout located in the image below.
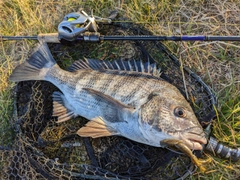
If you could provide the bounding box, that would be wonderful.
[180,130,207,150]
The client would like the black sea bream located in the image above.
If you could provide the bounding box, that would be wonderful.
[10,42,207,150]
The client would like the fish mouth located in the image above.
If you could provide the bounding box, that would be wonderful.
[179,132,207,150]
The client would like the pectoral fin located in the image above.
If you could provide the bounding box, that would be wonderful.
[83,88,135,123]
[52,91,77,123]
[77,117,119,138]
[83,88,134,109]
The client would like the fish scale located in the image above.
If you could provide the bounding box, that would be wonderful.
[76,70,157,108]
[10,42,207,150]
[97,73,112,94]
[58,68,156,107]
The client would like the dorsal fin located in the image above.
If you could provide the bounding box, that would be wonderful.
[68,58,161,77]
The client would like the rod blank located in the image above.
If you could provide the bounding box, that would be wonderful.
[101,35,240,41]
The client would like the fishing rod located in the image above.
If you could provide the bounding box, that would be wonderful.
[3,34,240,42]
[1,10,240,43]
[2,9,240,162]
[2,32,240,43]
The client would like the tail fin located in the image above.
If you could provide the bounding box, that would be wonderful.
[9,42,56,82]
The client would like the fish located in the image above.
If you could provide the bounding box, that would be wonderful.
[9,42,207,150]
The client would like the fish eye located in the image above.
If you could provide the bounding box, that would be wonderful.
[174,107,186,118]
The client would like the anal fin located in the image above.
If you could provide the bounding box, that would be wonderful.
[52,91,77,123]
[77,117,119,138]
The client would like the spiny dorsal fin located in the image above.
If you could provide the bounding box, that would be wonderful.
[52,91,78,123]
[77,116,119,138]
[68,58,161,77]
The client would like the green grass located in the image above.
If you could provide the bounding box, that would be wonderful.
[0,0,240,179]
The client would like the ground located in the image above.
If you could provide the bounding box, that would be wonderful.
[0,0,239,179]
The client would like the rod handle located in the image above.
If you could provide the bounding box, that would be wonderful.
[38,33,59,43]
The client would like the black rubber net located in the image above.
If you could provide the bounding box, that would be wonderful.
[0,22,216,179]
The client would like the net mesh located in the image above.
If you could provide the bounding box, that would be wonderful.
[0,23,216,179]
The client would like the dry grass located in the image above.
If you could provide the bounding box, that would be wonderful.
[0,0,239,179]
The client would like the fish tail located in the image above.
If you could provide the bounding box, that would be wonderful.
[9,42,56,82]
